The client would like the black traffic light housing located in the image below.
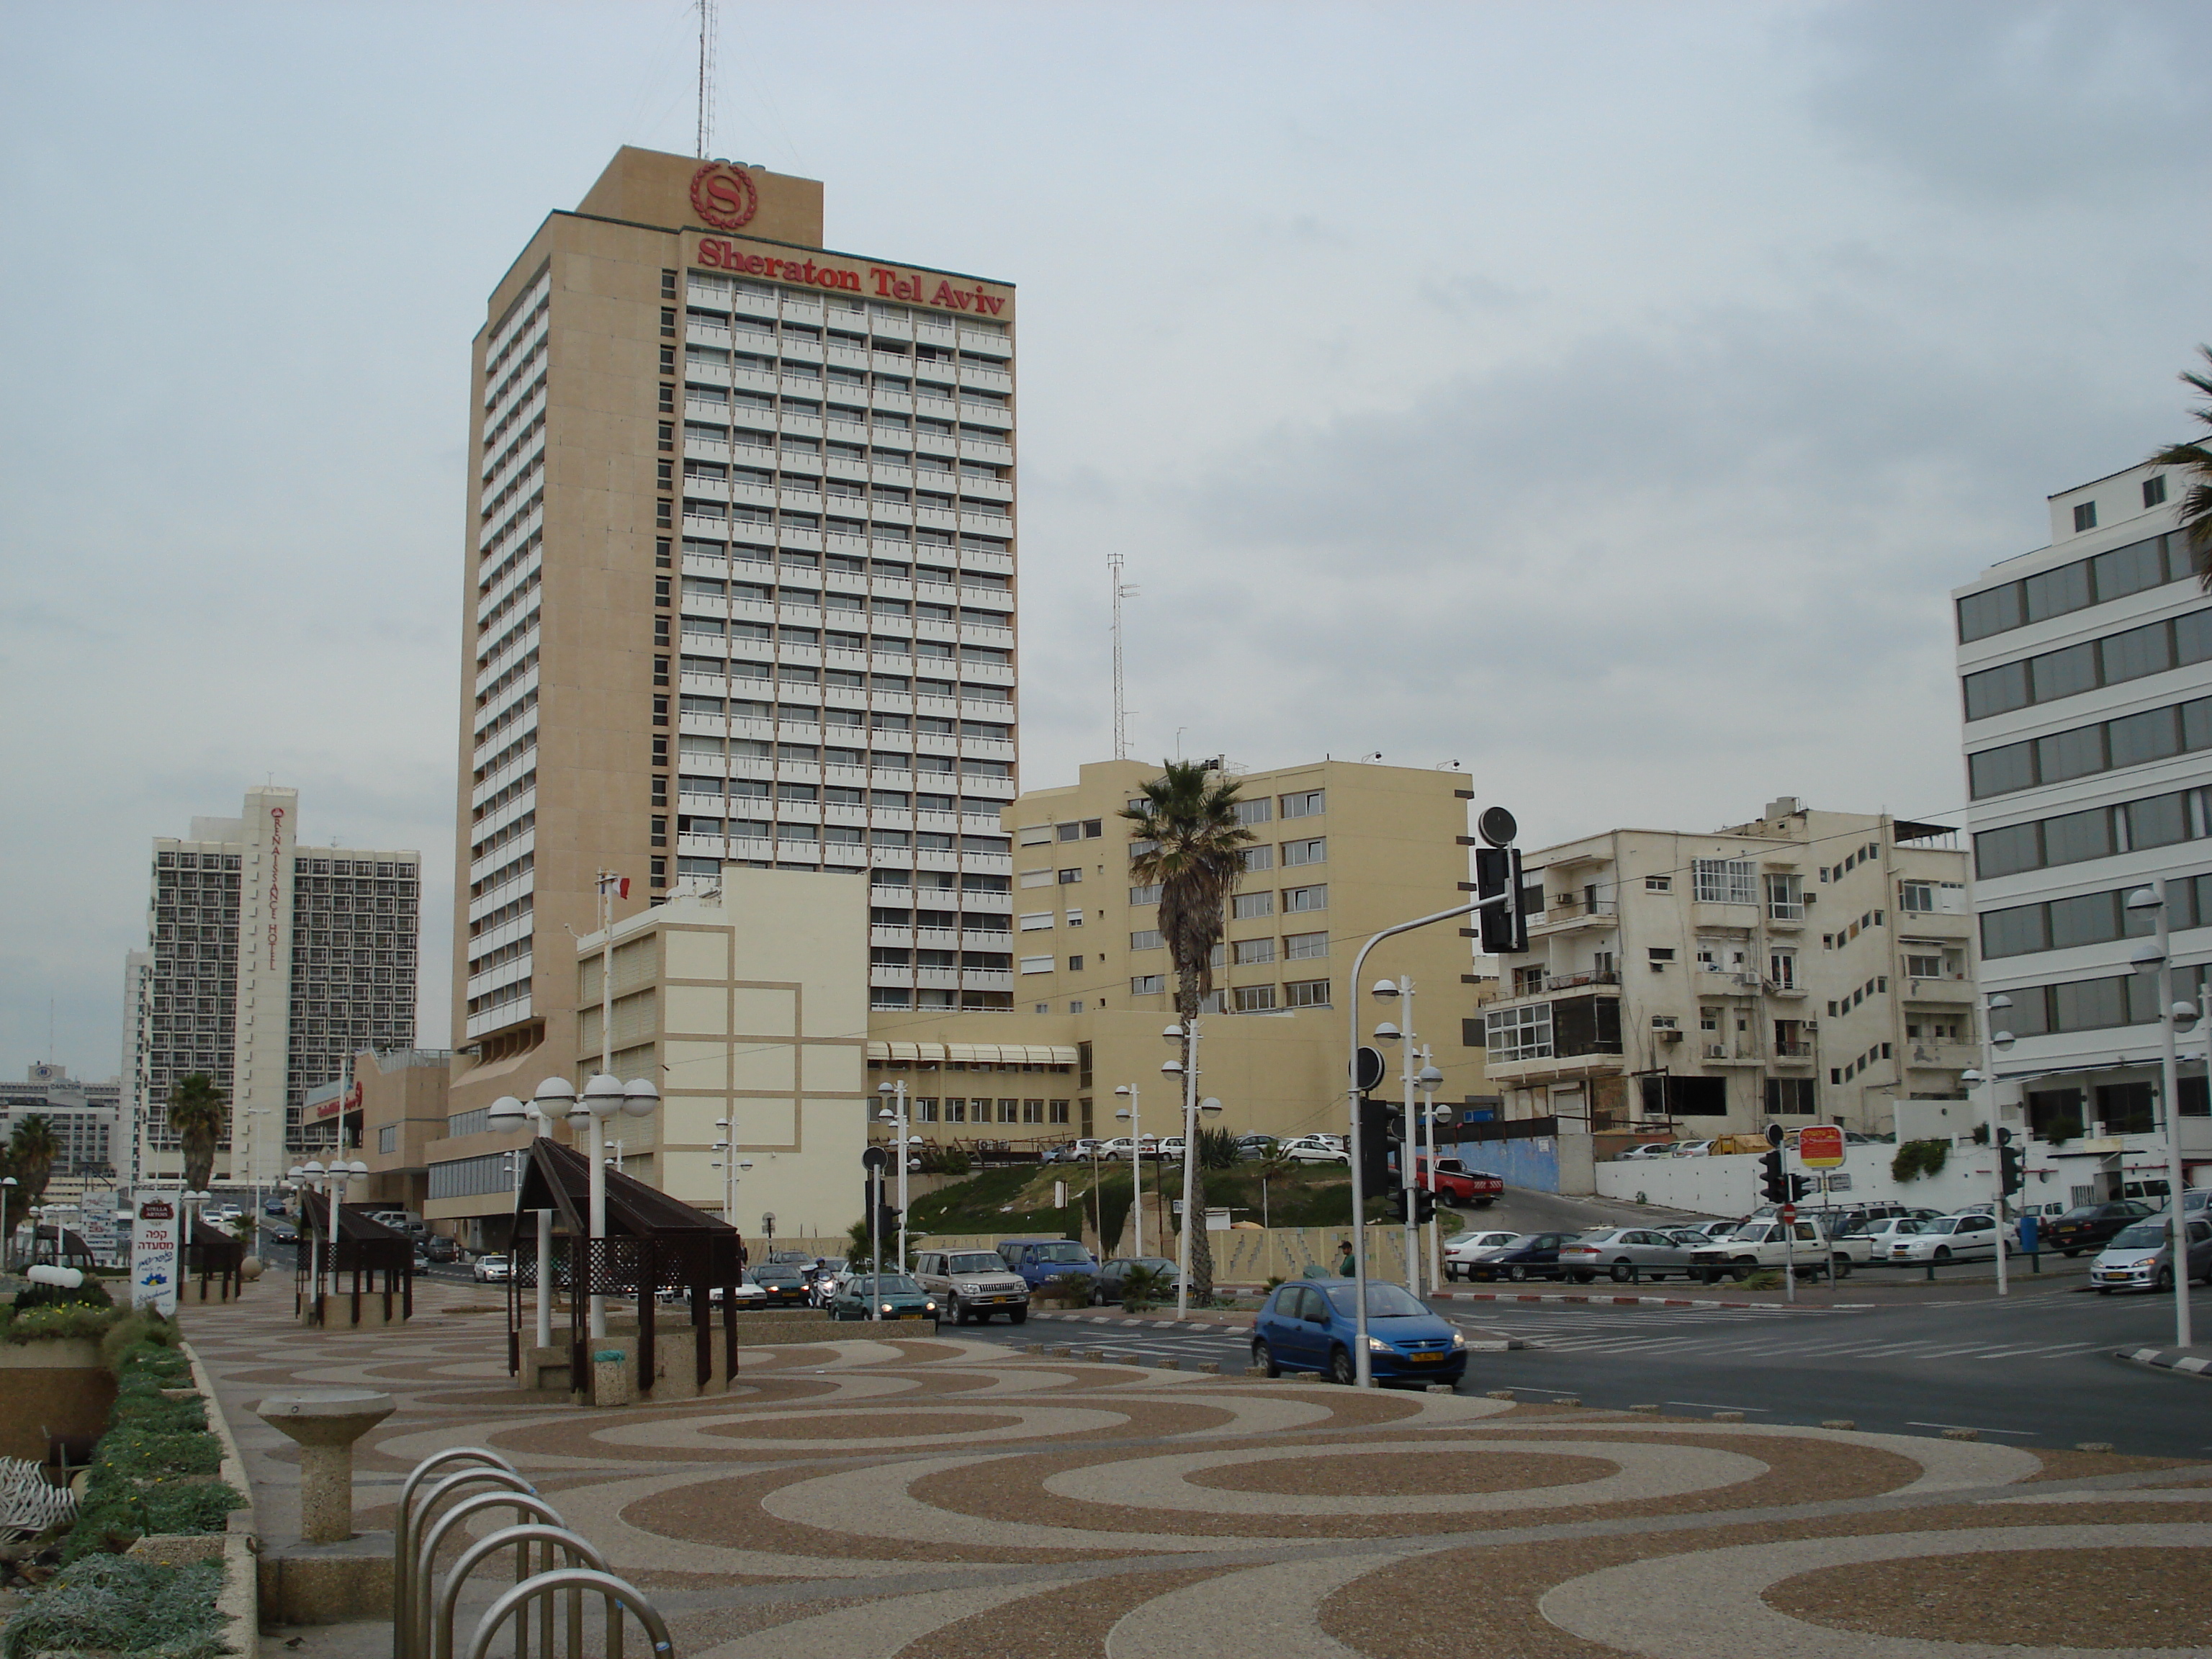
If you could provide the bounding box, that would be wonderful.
[1758,1150,1789,1205]
[1386,1187,1410,1224]
[1997,1126,2025,1195]
[1412,1186,1438,1226]
[1787,1174,1815,1202]
[1357,1096,1393,1192]
[1475,846,1528,955]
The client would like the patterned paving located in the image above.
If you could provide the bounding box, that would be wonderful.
[186,1282,2212,1658]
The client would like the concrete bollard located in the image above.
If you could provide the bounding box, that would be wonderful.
[254,1390,397,1545]
[1022,1343,1044,1355]
[1424,1383,1453,1393]
[1197,1361,1220,1375]
[1630,1403,1662,1415]
[1556,1397,1583,1409]
[1941,1427,1979,1442]
[1047,1345,1073,1357]
[1156,1358,1180,1371]
[1711,1410,1745,1422]
[1244,1365,1269,1377]
[1822,1419,1858,1431]
[2076,1442,2115,1453]
[1486,1389,1516,1401]
[590,1348,633,1408]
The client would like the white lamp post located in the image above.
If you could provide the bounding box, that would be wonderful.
[877,1079,912,1268]
[1161,1021,1220,1318]
[487,1093,552,1352]
[1113,1085,1143,1260]
[1418,1057,1445,1292]
[1373,977,1423,1297]
[2126,882,2194,1350]
[0,1176,15,1272]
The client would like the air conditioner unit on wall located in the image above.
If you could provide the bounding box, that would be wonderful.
[1659,1029,1683,1043]
[1704,1044,1727,1059]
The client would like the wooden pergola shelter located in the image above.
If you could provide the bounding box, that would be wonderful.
[506,1137,745,1398]
[294,1195,414,1326]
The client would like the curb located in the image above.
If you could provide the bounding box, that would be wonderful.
[2116,1344,2212,1382]
[1432,1290,1784,1311]
[1022,1309,1523,1351]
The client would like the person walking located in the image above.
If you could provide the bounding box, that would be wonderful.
[1335,1238,1355,1277]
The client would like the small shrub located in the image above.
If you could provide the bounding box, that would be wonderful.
[11,1278,115,1314]
[1,1553,229,1659]
[2044,1116,2082,1146]
[2,1303,119,1344]
[1119,1264,1174,1312]
[1033,1272,1094,1308]
[101,1311,181,1369]
[1890,1138,1951,1182]
[1194,1126,1239,1171]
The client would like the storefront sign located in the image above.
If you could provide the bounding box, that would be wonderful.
[131,1199,178,1316]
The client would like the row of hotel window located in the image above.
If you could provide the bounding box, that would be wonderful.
[1981,873,2212,959]
[675,657,1012,703]
[677,702,1012,741]
[1955,530,2185,644]
[678,538,1012,590]
[1969,692,2212,799]
[1123,978,1331,1010]
[1973,786,2212,878]
[682,383,1006,439]
[680,577,1010,626]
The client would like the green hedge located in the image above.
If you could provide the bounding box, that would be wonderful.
[53,1328,243,1563]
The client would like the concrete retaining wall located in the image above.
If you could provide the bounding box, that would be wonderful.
[1593,1134,2081,1217]
[0,1339,113,1462]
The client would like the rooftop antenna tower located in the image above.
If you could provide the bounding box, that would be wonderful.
[1110,553,1139,760]
[695,0,719,159]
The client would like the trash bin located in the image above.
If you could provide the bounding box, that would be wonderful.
[591,1346,632,1408]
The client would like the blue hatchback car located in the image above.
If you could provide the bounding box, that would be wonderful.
[1251,1278,1467,1387]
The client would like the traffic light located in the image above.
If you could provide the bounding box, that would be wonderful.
[876,1203,902,1253]
[1787,1174,1815,1202]
[1357,1096,1393,1192]
[1412,1187,1437,1226]
[1475,847,1528,954]
[1997,1127,2025,1195]
[1758,1150,1789,1205]
[1386,1187,1411,1223]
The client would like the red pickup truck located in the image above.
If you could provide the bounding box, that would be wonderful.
[1416,1156,1503,1208]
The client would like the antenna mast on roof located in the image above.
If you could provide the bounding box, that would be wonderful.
[695,0,719,160]
[1110,554,1139,760]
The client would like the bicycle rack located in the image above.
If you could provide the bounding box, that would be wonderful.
[432,1522,608,1659]
[397,1448,673,1659]
[463,1569,675,1659]
[415,1491,567,1659]
[393,1452,528,1659]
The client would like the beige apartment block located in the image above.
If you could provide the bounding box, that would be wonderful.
[1483,798,1973,1146]
[445,143,1020,1157]
[867,758,1495,1146]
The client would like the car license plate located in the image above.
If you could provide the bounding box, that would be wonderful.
[898,1312,928,1320]
[1410,1352,1444,1362]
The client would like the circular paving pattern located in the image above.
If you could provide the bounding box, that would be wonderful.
[179,1287,2212,1659]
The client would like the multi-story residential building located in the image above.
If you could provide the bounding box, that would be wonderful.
[1955,460,2211,1195]
[125,786,421,1189]
[868,757,1491,1148]
[1480,800,1973,1146]
[0,1065,123,1179]
[446,144,1017,1149]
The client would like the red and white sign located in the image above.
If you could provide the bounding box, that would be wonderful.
[690,163,758,231]
[1779,1205,1797,1225]
[312,1082,363,1123]
[693,236,1009,318]
[1798,1125,1847,1169]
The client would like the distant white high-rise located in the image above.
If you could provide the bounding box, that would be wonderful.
[127,786,423,1188]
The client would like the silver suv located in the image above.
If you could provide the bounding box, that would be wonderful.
[912,1248,1033,1326]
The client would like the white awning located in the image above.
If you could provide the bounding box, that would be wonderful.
[866,1040,1079,1066]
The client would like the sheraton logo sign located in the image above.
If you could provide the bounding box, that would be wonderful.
[689,162,758,231]
[693,237,1007,318]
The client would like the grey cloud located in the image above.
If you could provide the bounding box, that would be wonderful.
[1804,0,2212,207]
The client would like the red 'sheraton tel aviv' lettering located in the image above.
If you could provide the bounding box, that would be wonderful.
[691,239,1003,319]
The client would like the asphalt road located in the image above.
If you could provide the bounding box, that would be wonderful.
[965,1280,2212,1460]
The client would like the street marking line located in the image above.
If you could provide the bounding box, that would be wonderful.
[1906,1421,2039,1436]
[1667,1401,1770,1412]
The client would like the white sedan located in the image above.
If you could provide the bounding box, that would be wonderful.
[1442,1230,1524,1281]
[1281,1136,1350,1165]
[1887,1213,2008,1264]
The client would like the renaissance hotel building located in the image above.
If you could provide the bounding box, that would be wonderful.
[450,145,1017,1125]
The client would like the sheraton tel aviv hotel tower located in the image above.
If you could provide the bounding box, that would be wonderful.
[449,147,1017,1122]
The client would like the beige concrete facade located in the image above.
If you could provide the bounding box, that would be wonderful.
[445,145,1020,1190]
[867,758,1494,1148]
[349,1050,454,1217]
[1482,797,1974,1145]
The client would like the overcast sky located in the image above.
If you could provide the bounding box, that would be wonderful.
[3,1,2207,1081]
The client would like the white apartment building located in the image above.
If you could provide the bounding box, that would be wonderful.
[1482,800,1974,1143]
[127,786,423,1188]
[0,1064,123,1179]
[449,147,1017,1138]
[1955,460,2211,1193]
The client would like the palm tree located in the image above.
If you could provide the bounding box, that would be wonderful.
[6,1116,60,1213]
[2146,345,2212,588]
[1123,760,1256,1305]
[165,1074,228,1194]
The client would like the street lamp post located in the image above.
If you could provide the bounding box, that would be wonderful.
[487,1094,554,1351]
[1161,1021,1220,1318]
[0,1176,15,1273]
[1418,1053,1445,1292]
[1113,1085,1143,1260]
[876,1080,914,1269]
[1372,979,1423,1298]
[2126,881,2194,1351]
[1961,991,2017,1299]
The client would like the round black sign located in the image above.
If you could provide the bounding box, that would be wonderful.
[1478,806,1518,848]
